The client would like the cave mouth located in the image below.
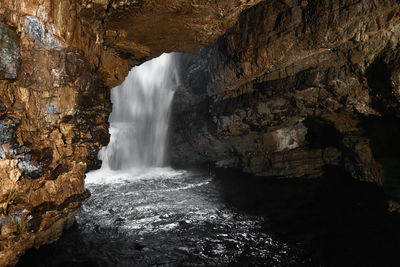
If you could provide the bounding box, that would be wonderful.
[101,53,179,170]
[33,53,309,266]
[15,49,400,267]
[86,53,180,185]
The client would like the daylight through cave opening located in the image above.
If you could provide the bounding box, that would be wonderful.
[98,53,180,172]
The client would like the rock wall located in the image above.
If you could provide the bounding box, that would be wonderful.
[170,0,400,202]
[0,5,109,265]
[0,0,262,265]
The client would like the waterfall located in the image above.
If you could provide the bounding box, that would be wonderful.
[99,53,179,171]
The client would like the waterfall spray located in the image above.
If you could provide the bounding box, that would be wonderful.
[99,53,179,170]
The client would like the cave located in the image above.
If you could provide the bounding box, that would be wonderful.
[1,1,400,266]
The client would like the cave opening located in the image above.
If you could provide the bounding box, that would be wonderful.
[16,45,400,267]
[17,51,317,266]
[88,53,180,182]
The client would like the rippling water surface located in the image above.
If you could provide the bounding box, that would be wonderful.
[17,53,310,266]
[19,168,311,267]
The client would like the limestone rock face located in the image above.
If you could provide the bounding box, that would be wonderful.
[0,0,262,265]
[170,1,400,193]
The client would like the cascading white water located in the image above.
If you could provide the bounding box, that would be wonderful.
[76,53,298,267]
[99,53,179,171]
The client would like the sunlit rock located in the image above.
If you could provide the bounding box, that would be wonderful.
[24,16,62,50]
[0,20,19,79]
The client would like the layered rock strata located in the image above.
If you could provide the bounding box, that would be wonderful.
[170,0,400,198]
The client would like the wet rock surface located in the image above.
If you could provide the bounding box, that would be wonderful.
[170,0,400,201]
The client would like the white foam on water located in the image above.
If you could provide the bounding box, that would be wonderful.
[85,167,188,185]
